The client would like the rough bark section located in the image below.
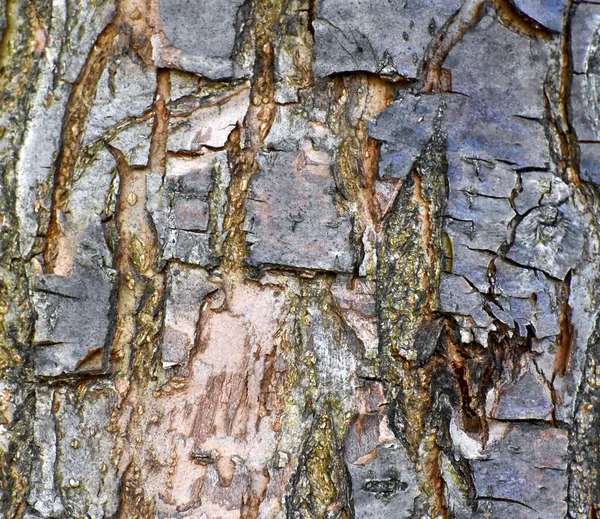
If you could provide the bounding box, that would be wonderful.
[287,408,354,519]
[2,0,600,518]
[377,120,448,366]
[0,0,52,513]
[564,3,600,517]
[44,21,118,272]
[567,313,600,518]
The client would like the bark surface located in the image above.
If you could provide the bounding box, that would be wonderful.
[0,0,599,518]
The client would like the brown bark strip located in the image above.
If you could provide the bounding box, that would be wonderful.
[116,0,162,64]
[105,145,142,386]
[105,141,162,388]
[555,270,574,378]
[148,69,171,175]
[492,0,555,40]
[423,435,449,519]
[44,22,118,273]
[103,53,169,386]
[220,0,278,276]
[219,125,249,276]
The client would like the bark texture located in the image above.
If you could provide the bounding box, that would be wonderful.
[0,0,599,518]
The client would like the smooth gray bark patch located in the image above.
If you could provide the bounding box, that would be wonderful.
[245,151,355,273]
[445,16,549,119]
[472,424,568,519]
[493,369,554,421]
[570,74,600,141]
[158,0,246,79]
[507,202,584,280]
[167,87,250,151]
[84,53,156,146]
[312,0,461,78]
[32,219,115,377]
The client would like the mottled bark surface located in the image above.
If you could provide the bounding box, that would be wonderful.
[0,0,599,518]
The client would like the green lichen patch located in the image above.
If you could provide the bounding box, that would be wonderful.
[377,114,448,364]
[287,407,354,519]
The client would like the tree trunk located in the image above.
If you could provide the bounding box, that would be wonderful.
[0,0,598,517]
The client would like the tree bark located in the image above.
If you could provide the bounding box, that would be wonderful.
[0,0,598,518]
